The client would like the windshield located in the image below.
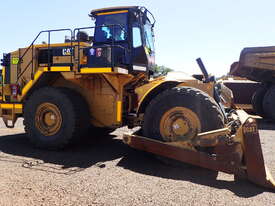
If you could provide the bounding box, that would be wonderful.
[144,20,155,53]
[94,13,128,43]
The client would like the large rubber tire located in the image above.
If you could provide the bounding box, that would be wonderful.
[24,87,90,150]
[251,86,268,116]
[263,85,275,120]
[142,86,224,141]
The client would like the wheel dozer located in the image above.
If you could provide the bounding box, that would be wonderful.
[0,6,274,190]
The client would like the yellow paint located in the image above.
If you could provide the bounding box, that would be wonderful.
[14,104,23,109]
[135,78,166,112]
[50,66,71,72]
[0,104,13,109]
[0,104,22,109]
[80,67,112,74]
[117,101,122,122]
[20,65,112,99]
[2,66,5,83]
[41,67,71,72]
[21,66,72,96]
[1,67,5,101]
[21,70,44,96]
[97,10,128,16]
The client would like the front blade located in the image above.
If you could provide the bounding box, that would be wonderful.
[242,118,275,190]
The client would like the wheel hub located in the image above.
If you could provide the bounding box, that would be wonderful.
[35,103,62,136]
[44,112,57,126]
[172,118,189,136]
[160,107,201,142]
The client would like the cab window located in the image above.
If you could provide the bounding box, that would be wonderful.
[132,27,142,48]
[95,13,128,43]
[144,20,155,53]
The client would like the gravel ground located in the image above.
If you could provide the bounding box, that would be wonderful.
[0,118,274,206]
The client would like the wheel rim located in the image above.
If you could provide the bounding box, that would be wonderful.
[159,107,201,142]
[35,103,62,136]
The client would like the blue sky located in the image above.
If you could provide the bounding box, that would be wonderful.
[1,0,275,76]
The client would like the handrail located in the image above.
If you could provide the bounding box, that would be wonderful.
[16,29,73,83]
[16,24,129,83]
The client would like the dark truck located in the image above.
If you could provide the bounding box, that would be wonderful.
[229,46,275,119]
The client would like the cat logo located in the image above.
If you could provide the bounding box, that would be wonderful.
[62,48,72,56]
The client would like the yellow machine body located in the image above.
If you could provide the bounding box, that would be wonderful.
[0,40,217,129]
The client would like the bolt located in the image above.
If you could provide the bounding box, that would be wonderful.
[50,114,55,120]
[173,123,180,130]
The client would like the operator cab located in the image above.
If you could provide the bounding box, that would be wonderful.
[85,6,155,74]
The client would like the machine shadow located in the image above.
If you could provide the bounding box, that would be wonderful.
[0,132,129,173]
[257,119,275,130]
[0,131,271,197]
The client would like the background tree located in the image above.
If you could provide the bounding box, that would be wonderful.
[151,64,173,77]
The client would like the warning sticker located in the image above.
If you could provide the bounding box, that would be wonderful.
[12,57,19,65]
